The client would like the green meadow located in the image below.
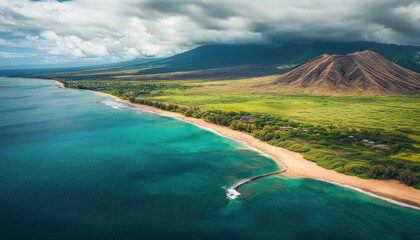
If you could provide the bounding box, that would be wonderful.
[149,94,420,131]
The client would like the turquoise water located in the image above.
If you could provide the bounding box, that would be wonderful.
[0,78,419,240]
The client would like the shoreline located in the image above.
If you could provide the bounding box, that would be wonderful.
[53,80,420,209]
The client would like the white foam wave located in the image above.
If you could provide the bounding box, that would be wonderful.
[235,139,273,158]
[226,188,241,199]
[102,100,155,114]
[102,100,129,110]
[189,122,223,135]
[188,122,289,170]
[157,113,185,122]
[233,139,288,171]
[316,179,420,211]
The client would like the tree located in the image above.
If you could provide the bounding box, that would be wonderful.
[383,165,398,179]
[399,169,417,186]
[368,165,386,179]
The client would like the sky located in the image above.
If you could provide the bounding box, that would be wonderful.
[0,0,419,68]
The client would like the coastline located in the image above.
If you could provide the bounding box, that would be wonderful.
[54,80,420,209]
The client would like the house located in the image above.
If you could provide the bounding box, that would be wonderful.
[279,124,293,131]
[347,135,359,142]
[124,91,137,96]
[374,144,388,151]
[240,116,256,123]
[196,110,207,114]
[361,139,371,146]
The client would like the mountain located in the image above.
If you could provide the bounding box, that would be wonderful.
[133,44,274,74]
[131,41,420,75]
[257,41,420,73]
[268,51,420,95]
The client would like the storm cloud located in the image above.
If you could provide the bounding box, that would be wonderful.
[0,0,419,65]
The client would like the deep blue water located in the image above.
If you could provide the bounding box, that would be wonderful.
[0,77,419,240]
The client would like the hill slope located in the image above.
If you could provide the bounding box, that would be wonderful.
[270,51,420,95]
[257,42,420,73]
[134,44,274,75]
[133,41,420,75]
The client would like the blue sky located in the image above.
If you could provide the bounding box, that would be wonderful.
[0,0,419,68]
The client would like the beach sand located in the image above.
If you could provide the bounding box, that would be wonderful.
[57,82,420,209]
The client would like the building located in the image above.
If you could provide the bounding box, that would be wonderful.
[374,144,388,151]
[240,116,256,123]
[347,135,359,142]
[279,125,293,131]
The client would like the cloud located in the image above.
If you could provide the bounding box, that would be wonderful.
[0,0,419,64]
[36,30,108,57]
[0,51,36,58]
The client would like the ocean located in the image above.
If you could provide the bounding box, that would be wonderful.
[0,77,419,240]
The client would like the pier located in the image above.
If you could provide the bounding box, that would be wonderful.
[227,167,287,199]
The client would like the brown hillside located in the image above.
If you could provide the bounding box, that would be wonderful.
[269,50,420,95]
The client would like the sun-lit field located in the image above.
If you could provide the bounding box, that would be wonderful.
[149,94,419,130]
[133,77,420,131]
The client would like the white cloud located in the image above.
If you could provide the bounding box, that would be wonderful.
[36,30,108,57]
[0,51,35,58]
[395,2,420,20]
[0,0,419,64]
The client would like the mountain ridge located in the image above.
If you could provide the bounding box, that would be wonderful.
[133,41,420,74]
[268,50,420,95]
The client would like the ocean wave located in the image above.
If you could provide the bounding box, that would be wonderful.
[188,122,223,135]
[102,100,130,110]
[316,179,420,211]
[226,187,241,199]
[235,140,273,158]
[102,100,154,114]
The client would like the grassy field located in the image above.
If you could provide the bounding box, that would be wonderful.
[148,92,420,131]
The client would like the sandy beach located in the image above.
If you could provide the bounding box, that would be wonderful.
[58,82,420,209]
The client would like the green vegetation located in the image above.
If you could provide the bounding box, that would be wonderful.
[150,93,420,130]
[62,80,196,96]
[58,79,420,189]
